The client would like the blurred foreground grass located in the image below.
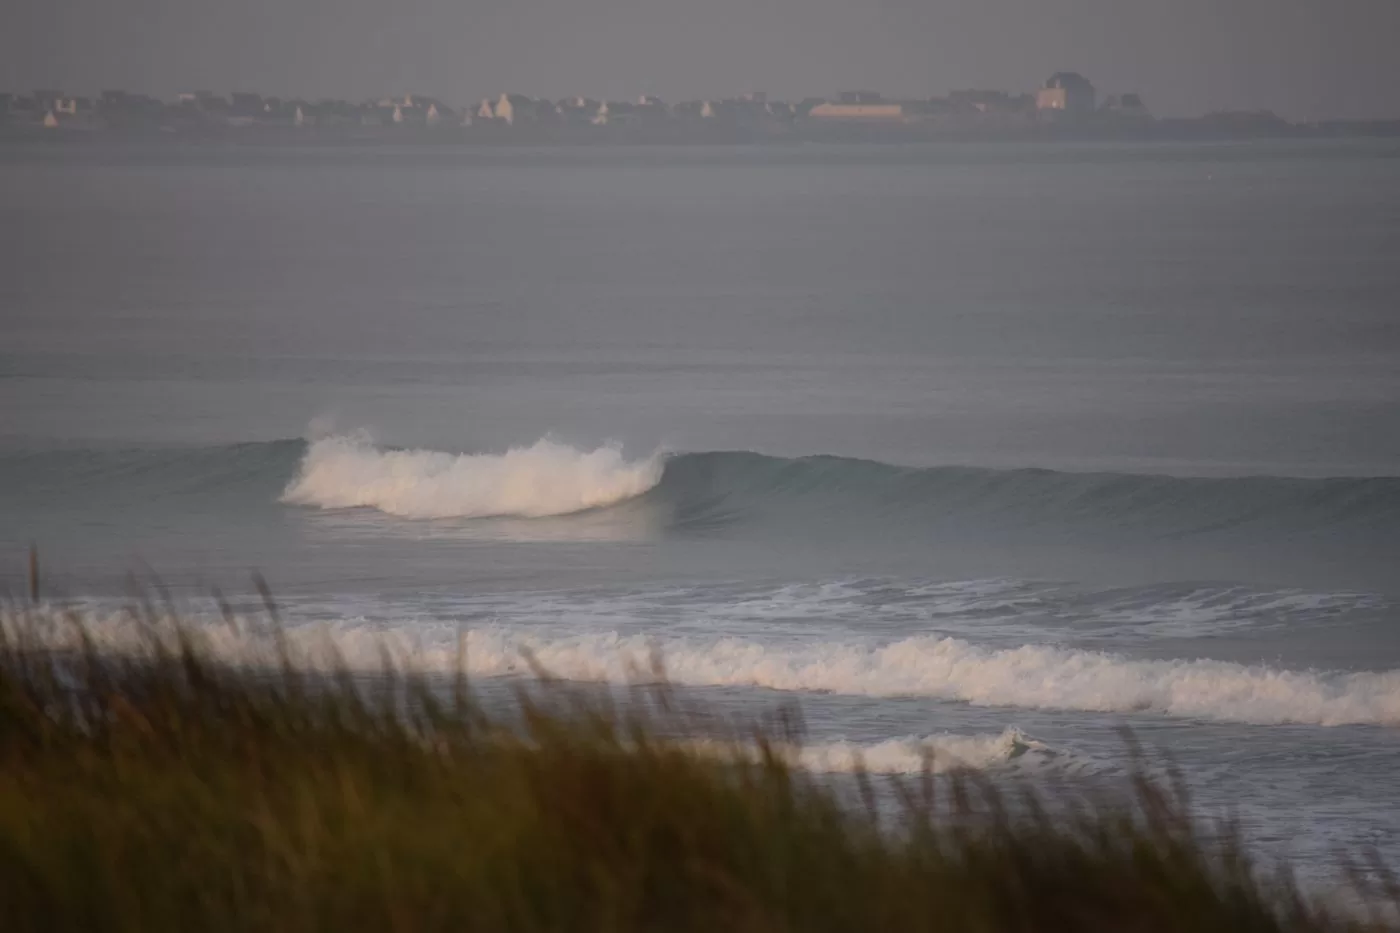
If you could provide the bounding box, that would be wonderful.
[1,582,1396,932]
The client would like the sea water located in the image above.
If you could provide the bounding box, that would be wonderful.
[3,140,1399,883]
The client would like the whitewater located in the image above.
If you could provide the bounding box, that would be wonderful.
[282,433,665,519]
[32,607,1400,729]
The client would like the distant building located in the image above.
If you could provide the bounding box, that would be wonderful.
[949,89,1034,116]
[40,96,95,128]
[1100,92,1151,120]
[807,100,923,122]
[691,97,775,125]
[1195,110,1292,134]
[361,104,393,127]
[32,90,65,112]
[634,95,669,121]
[230,92,264,113]
[41,100,98,130]
[311,100,362,127]
[8,96,39,121]
[488,93,554,125]
[764,101,796,122]
[835,91,884,105]
[95,90,165,127]
[178,90,227,111]
[593,100,636,126]
[1036,72,1095,115]
[496,94,526,124]
[557,97,603,125]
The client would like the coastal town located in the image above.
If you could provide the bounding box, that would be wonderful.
[2,72,1396,143]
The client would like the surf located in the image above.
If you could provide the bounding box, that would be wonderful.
[6,437,1400,547]
[280,434,665,519]
[31,610,1400,729]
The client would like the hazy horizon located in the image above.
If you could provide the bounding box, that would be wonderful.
[7,0,1400,121]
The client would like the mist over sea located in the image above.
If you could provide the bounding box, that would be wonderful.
[3,140,1399,882]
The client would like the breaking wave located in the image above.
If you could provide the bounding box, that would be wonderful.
[6,438,1399,544]
[448,629,1400,727]
[281,434,664,519]
[31,613,1400,728]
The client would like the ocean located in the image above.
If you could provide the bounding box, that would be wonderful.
[2,139,1399,884]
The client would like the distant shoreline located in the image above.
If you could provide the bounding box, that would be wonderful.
[4,120,1399,148]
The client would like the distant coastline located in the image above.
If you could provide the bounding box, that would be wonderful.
[7,117,1400,147]
[4,77,1398,147]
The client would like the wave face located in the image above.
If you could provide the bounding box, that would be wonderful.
[40,614,1400,728]
[281,435,664,519]
[273,437,1400,544]
[651,451,1400,540]
[5,438,1400,551]
[0,440,303,506]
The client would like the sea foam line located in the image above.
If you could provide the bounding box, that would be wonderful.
[447,629,1400,728]
[281,433,663,519]
[25,613,1400,729]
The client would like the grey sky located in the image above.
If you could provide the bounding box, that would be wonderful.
[8,0,1399,120]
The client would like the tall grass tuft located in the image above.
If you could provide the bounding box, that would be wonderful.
[0,589,1393,932]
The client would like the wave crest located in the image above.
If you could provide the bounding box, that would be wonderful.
[281,434,664,519]
[36,612,1400,728]
[449,629,1400,727]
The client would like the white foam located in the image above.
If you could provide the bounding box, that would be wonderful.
[444,630,1400,727]
[678,728,1073,775]
[281,433,663,519]
[25,612,1400,729]
[783,729,1073,775]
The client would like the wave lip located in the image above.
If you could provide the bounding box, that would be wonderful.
[281,434,664,519]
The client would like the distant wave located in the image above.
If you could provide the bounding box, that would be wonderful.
[280,436,1400,537]
[652,450,1400,539]
[5,437,1400,544]
[37,614,1400,728]
[281,434,663,519]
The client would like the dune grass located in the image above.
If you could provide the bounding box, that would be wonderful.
[0,581,1395,932]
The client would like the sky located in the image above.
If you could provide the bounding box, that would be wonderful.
[7,0,1400,120]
